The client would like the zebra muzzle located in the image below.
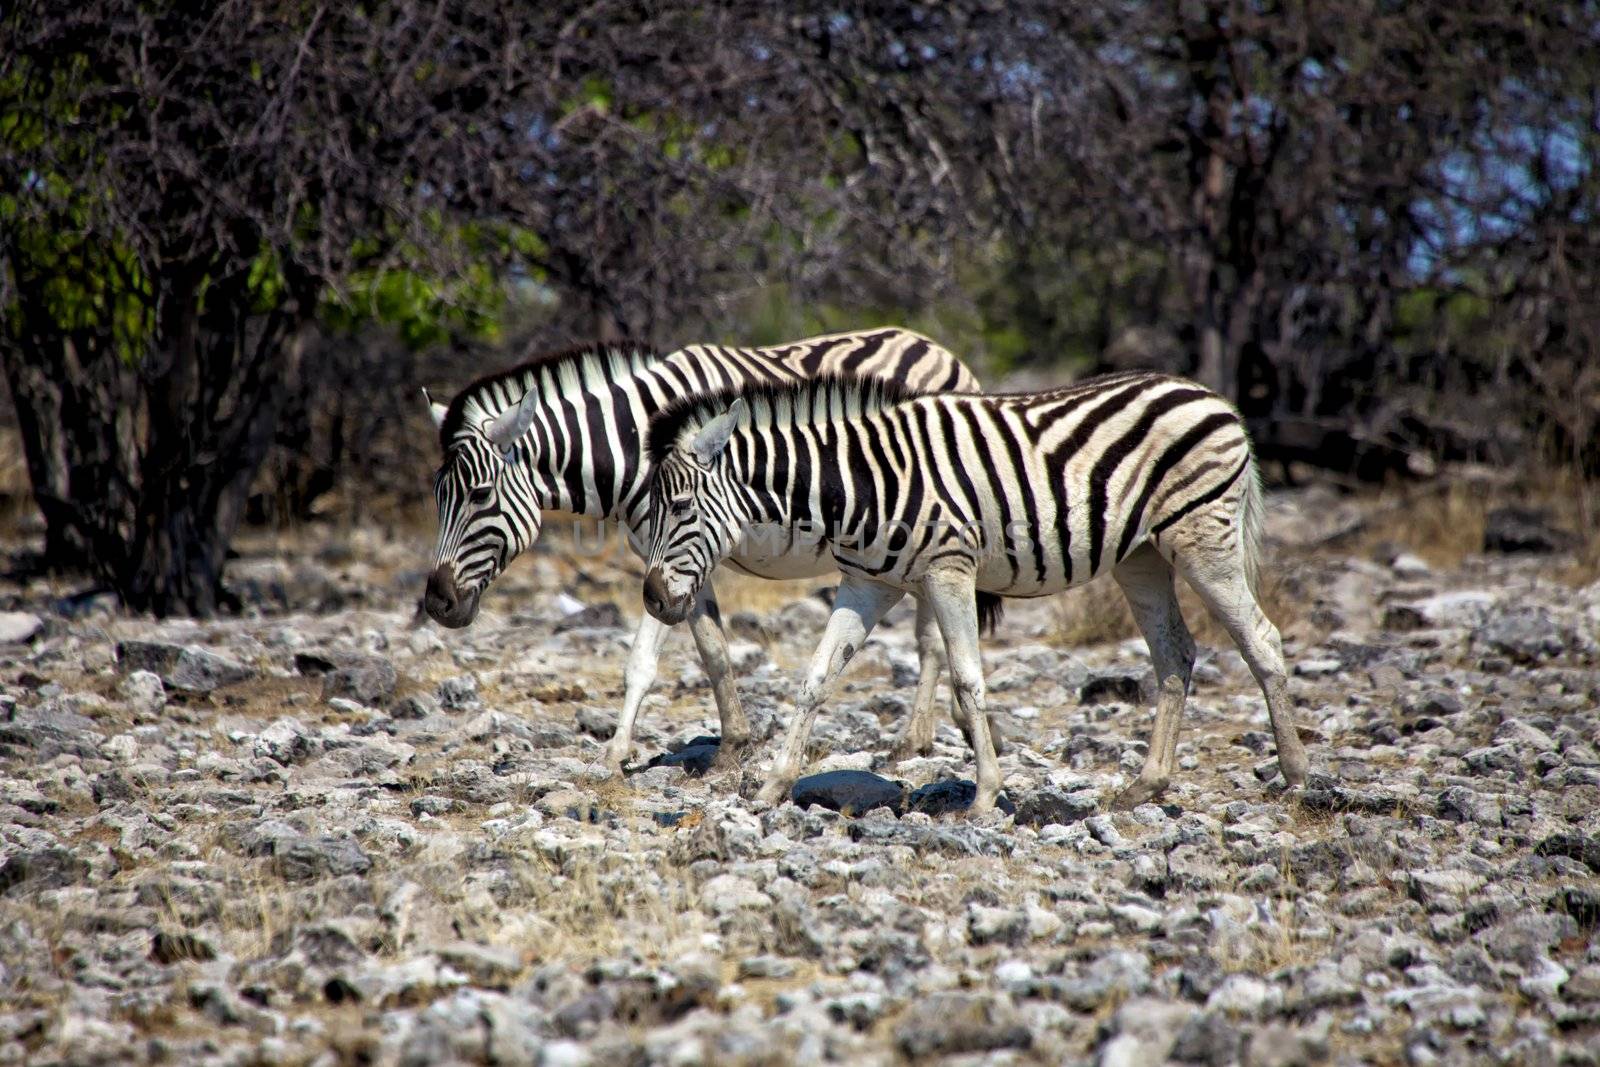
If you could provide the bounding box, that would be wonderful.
[424,564,481,628]
[642,568,692,625]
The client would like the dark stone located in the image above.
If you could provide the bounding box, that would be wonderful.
[1550,886,1600,929]
[1536,832,1600,874]
[651,811,690,828]
[410,796,456,817]
[1298,773,1400,815]
[116,640,253,692]
[292,651,339,675]
[1233,730,1273,754]
[1081,668,1156,706]
[575,705,618,740]
[1172,1012,1244,1066]
[151,930,217,965]
[0,848,89,895]
[391,694,437,720]
[905,779,1016,817]
[1483,506,1578,554]
[269,836,373,882]
[792,770,905,816]
[1178,954,1225,1001]
[91,771,136,805]
[553,602,625,632]
[321,656,398,706]
[847,820,1011,857]
[0,706,102,762]
[639,735,722,777]
[1012,786,1096,827]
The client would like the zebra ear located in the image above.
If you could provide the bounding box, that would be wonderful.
[485,389,539,453]
[689,399,745,466]
[422,387,448,429]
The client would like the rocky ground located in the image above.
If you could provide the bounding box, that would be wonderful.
[0,483,1597,1066]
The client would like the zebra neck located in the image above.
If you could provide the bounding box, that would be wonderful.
[730,421,860,538]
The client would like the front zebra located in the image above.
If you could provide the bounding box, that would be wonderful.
[640,373,1310,812]
[422,329,990,771]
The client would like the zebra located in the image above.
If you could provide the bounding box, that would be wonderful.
[421,329,996,772]
[639,372,1311,813]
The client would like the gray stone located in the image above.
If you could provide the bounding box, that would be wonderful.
[437,675,480,709]
[894,992,1032,1059]
[0,847,89,895]
[1082,667,1157,706]
[1013,786,1097,827]
[321,655,397,706]
[574,705,618,739]
[1436,786,1503,826]
[117,640,254,692]
[269,835,373,882]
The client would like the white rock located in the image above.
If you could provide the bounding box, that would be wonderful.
[0,611,43,644]
[1207,973,1282,1018]
[101,734,140,764]
[1518,957,1569,1001]
[120,671,167,715]
[1392,553,1432,578]
[699,875,771,915]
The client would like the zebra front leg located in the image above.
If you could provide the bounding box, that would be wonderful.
[685,581,753,770]
[1109,544,1197,811]
[888,595,944,761]
[606,610,674,772]
[923,570,1002,813]
[757,576,905,806]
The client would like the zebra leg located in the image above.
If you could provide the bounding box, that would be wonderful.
[1109,544,1197,811]
[606,610,674,772]
[888,595,944,761]
[756,576,905,807]
[1169,517,1310,792]
[685,581,753,770]
[923,569,1002,813]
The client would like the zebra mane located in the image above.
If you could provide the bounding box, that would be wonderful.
[647,373,915,466]
[438,340,661,446]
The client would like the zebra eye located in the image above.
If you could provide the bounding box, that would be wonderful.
[670,497,693,518]
[468,485,494,507]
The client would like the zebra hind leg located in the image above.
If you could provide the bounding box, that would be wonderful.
[685,581,753,771]
[923,569,1002,813]
[888,595,943,761]
[1108,544,1197,811]
[1168,505,1310,792]
[756,576,905,806]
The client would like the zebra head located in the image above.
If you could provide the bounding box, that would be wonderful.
[423,387,542,628]
[641,400,747,625]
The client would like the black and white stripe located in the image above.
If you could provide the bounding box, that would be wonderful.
[641,372,1309,811]
[422,328,984,770]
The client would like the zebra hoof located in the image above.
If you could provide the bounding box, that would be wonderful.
[1110,778,1167,812]
[888,740,933,763]
[709,739,749,773]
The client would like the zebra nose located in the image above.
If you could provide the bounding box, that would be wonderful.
[425,565,460,621]
[642,569,670,618]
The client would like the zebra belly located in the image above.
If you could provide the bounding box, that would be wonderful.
[725,523,837,581]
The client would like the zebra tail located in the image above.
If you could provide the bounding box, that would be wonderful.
[1239,451,1267,599]
[976,591,1005,636]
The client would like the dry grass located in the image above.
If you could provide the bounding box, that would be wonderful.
[1331,469,1600,581]
[1051,580,1140,647]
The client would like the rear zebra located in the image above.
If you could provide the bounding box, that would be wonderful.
[422,328,992,772]
[640,372,1310,812]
